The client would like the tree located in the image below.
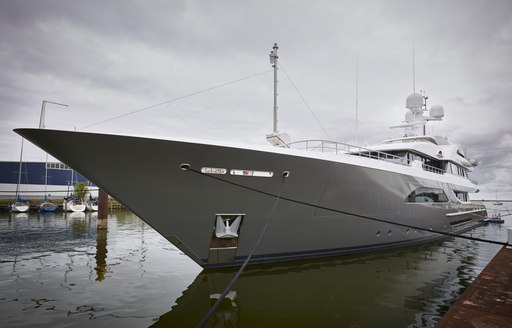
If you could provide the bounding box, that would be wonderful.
[73,182,89,202]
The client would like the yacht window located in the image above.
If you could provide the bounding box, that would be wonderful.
[406,187,449,203]
[456,166,467,177]
[454,191,469,202]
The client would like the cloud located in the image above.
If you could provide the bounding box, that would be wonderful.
[1,0,511,199]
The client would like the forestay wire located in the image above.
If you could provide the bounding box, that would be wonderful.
[278,62,332,140]
[78,69,273,130]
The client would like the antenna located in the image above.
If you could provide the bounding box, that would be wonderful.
[269,43,279,133]
[412,40,416,94]
[355,58,359,146]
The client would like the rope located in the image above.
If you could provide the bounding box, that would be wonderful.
[78,69,273,130]
[188,168,289,328]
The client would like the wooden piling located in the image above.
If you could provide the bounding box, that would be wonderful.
[97,189,108,229]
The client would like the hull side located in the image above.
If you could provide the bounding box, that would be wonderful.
[15,129,485,268]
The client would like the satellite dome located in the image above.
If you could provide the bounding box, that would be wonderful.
[406,93,423,113]
[430,104,444,118]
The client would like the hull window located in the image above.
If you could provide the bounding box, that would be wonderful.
[406,187,448,203]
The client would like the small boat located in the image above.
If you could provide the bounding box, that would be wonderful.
[10,138,29,213]
[63,198,86,212]
[493,190,502,206]
[483,212,504,224]
[39,200,58,212]
[39,151,58,212]
[10,198,30,213]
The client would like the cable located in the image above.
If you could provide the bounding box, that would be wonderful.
[278,62,331,140]
[193,169,289,328]
[78,69,273,130]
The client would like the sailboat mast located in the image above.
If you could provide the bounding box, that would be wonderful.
[39,100,68,129]
[44,153,48,198]
[269,43,279,133]
[15,138,24,201]
[39,100,68,200]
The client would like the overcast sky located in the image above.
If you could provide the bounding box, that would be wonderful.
[1,0,511,200]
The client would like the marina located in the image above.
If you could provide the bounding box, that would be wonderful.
[0,207,510,327]
[6,43,511,327]
[2,2,511,328]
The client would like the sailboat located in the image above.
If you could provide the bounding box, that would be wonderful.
[10,138,29,213]
[39,153,57,212]
[493,190,503,206]
[38,100,69,213]
[63,198,86,212]
[63,170,86,212]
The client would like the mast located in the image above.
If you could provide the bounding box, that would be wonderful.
[14,138,24,202]
[355,58,359,146]
[269,43,279,133]
[39,100,68,200]
[44,153,48,199]
[266,43,290,147]
[39,100,68,129]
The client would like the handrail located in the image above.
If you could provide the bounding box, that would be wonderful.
[285,139,446,175]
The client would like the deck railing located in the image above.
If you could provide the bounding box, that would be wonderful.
[285,139,445,175]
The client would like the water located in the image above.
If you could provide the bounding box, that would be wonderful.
[0,207,510,328]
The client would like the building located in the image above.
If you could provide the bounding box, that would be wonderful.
[0,161,97,201]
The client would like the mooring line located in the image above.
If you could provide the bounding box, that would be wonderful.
[184,167,289,328]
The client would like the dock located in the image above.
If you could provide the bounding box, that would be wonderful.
[435,245,512,327]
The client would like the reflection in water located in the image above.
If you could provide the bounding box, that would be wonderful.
[95,228,108,281]
[208,291,239,327]
[0,210,508,328]
[153,230,504,328]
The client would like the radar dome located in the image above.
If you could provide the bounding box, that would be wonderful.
[406,93,423,113]
[430,105,444,118]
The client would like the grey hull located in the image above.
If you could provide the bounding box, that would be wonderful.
[15,129,485,268]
